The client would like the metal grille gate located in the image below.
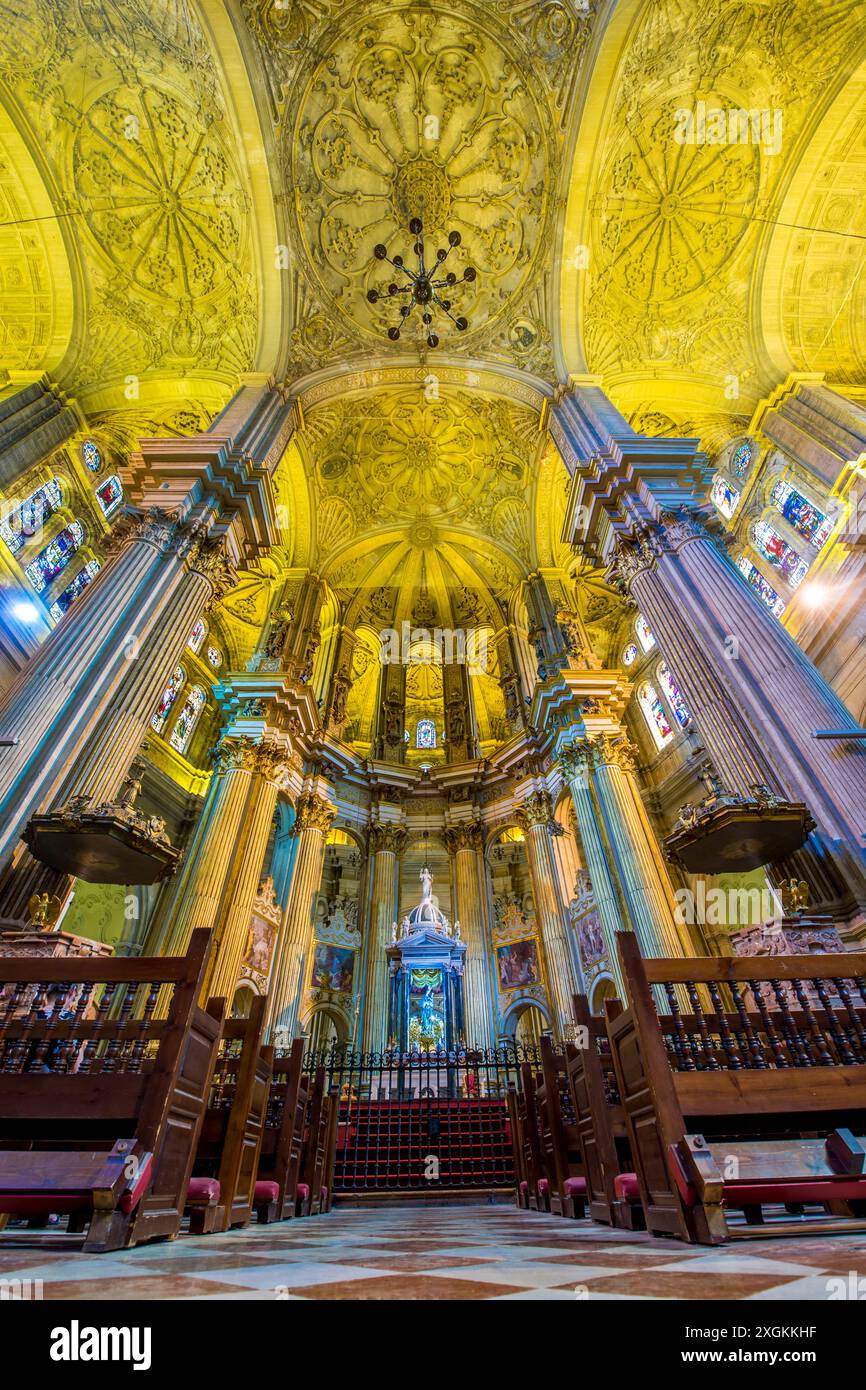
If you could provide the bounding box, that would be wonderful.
[302,1043,542,1193]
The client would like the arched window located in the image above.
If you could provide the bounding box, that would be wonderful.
[206,645,222,669]
[151,666,184,733]
[24,521,85,593]
[622,642,638,667]
[170,686,206,754]
[737,555,785,617]
[770,480,832,549]
[730,441,753,480]
[81,440,102,472]
[711,474,740,520]
[187,619,206,653]
[753,520,808,589]
[635,614,655,652]
[658,663,689,728]
[638,681,673,749]
[49,560,100,620]
[0,478,62,555]
[95,475,123,518]
[416,718,437,750]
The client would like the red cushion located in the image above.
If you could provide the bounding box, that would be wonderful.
[186,1177,220,1205]
[254,1180,280,1204]
[320,1186,328,1202]
[519,1180,529,1193]
[118,1152,154,1216]
[537,1178,549,1193]
[296,1182,310,1201]
[614,1172,640,1201]
[563,1176,587,1196]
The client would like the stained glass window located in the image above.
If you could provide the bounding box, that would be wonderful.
[187,619,206,652]
[24,521,84,593]
[416,718,437,749]
[622,642,638,667]
[635,614,656,652]
[95,474,123,518]
[170,686,205,754]
[770,480,832,549]
[711,474,740,520]
[637,682,673,749]
[151,666,184,733]
[49,560,100,621]
[659,663,690,728]
[731,442,753,480]
[206,645,221,669]
[81,440,101,472]
[0,479,62,555]
[737,555,785,617]
[753,520,808,588]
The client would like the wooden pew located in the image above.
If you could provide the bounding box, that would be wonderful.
[536,1035,587,1217]
[320,1084,339,1213]
[608,931,866,1244]
[186,994,273,1234]
[517,1061,548,1211]
[253,1038,308,1223]
[565,994,643,1229]
[297,1066,330,1216]
[0,929,222,1252]
[505,1085,528,1207]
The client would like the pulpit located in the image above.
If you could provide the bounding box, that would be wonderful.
[386,868,466,1052]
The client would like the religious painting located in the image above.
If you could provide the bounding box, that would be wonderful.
[311,943,355,993]
[408,967,446,1048]
[496,937,541,990]
[576,911,605,965]
[244,915,276,977]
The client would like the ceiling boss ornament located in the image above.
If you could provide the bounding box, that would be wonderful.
[367,216,476,348]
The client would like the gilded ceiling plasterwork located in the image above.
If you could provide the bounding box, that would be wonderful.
[0,0,257,410]
[242,0,601,382]
[571,0,866,424]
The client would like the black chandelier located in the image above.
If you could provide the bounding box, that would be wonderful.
[367,216,477,348]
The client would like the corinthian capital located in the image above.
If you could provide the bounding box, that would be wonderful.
[295,792,337,835]
[250,740,289,784]
[369,823,408,856]
[559,742,593,784]
[443,822,484,855]
[212,735,252,775]
[515,789,556,831]
[592,733,638,775]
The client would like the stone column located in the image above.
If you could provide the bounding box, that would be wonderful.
[0,510,225,865]
[590,734,696,959]
[361,824,406,1051]
[558,744,628,989]
[444,823,495,1049]
[266,790,336,1041]
[515,790,580,1037]
[204,743,287,1004]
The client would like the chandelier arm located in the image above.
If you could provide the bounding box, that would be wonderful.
[429,293,461,327]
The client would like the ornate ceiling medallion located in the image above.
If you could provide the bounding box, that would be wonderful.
[367,216,476,347]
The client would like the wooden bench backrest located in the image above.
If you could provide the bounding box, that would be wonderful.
[263,1039,308,1212]
[198,994,273,1228]
[566,993,626,1216]
[538,1035,580,1194]
[0,930,223,1246]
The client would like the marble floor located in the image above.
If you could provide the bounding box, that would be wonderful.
[2,1203,866,1300]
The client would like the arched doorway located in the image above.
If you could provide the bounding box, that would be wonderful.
[589,975,617,1016]
[306,1004,349,1055]
[502,998,551,1047]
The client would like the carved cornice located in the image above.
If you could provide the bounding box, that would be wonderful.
[369,823,408,857]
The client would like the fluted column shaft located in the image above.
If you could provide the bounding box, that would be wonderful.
[266,792,335,1041]
[361,825,406,1052]
[516,792,580,1036]
[204,746,286,1005]
[446,825,495,1049]
[0,511,231,863]
[560,747,628,991]
[614,522,866,902]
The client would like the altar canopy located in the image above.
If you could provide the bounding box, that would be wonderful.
[387,869,467,1051]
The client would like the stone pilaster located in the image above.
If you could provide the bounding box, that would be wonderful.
[444,822,495,1049]
[266,789,336,1040]
[515,789,579,1036]
[559,743,628,990]
[361,823,407,1051]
